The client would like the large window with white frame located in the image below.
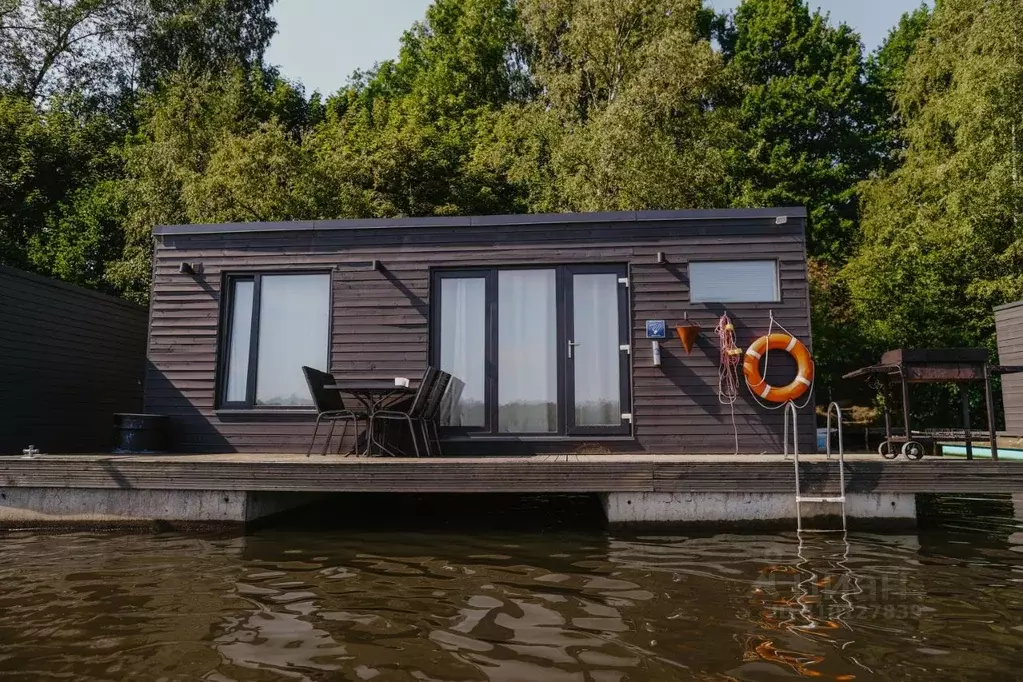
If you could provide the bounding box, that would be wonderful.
[219,272,331,408]
[432,266,631,437]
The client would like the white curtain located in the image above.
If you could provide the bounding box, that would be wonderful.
[689,260,779,303]
[224,280,254,402]
[498,270,557,432]
[439,278,485,426]
[255,274,330,406]
[572,274,620,426]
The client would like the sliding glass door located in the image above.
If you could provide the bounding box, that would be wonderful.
[565,266,631,435]
[433,265,630,437]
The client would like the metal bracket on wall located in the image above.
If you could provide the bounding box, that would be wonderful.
[620,344,631,354]
[334,261,379,272]
[618,276,629,287]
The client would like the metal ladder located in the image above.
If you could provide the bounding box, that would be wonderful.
[785,401,847,532]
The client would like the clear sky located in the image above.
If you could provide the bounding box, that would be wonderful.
[266,0,930,97]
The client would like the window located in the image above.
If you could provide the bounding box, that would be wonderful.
[433,266,631,437]
[498,270,558,433]
[438,277,486,427]
[220,272,331,408]
[689,260,780,303]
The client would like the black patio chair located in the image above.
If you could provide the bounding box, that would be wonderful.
[372,366,440,457]
[417,370,453,456]
[302,366,363,456]
[425,375,463,456]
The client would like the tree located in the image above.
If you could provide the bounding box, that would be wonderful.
[847,0,1023,355]
[106,66,320,301]
[308,0,530,219]
[865,4,932,171]
[0,0,276,112]
[474,0,734,213]
[0,92,118,270]
[719,0,874,263]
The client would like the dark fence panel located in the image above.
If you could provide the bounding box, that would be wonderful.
[0,267,148,454]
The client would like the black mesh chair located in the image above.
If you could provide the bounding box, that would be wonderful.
[302,366,363,456]
[417,371,453,456]
[425,374,463,456]
[372,367,439,457]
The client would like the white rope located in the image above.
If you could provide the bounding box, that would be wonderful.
[747,310,816,411]
[715,314,742,455]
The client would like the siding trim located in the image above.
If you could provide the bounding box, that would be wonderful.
[994,300,1023,313]
[154,207,809,236]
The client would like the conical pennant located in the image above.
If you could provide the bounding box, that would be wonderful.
[676,324,701,354]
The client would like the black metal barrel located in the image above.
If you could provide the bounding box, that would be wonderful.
[112,413,169,453]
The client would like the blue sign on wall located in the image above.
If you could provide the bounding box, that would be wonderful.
[646,320,666,339]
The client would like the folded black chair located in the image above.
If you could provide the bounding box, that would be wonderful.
[372,366,440,457]
[425,374,463,456]
[302,366,363,456]
[417,370,453,456]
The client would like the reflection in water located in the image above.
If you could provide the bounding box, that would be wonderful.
[0,495,1020,681]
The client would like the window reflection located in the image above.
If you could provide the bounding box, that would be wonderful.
[498,270,557,433]
[255,274,330,406]
[572,273,621,426]
[224,279,253,402]
[439,278,486,427]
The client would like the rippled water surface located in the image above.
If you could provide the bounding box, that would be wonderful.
[1,495,1022,681]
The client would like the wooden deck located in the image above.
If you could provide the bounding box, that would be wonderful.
[1,454,1022,495]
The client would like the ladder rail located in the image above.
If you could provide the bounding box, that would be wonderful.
[792,401,848,533]
[784,402,803,531]
[826,402,846,503]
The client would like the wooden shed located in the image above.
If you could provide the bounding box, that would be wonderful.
[146,208,815,455]
[996,300,1023,435]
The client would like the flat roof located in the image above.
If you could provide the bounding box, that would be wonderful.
[995,300,1023,313]
[153,207,807,236]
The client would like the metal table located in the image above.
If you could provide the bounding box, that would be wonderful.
[324,381,416,456]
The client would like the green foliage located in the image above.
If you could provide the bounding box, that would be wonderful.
[719,0,877,263]
[29,180,126,292]
[865,4,931,169]
[0,0,276,105]
[106,66,320,301]
[0,0,279,299]
[0,92,118,269]
[475,0,735,213]
[847,0,1023,357]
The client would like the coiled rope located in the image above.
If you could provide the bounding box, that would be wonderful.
[715,313,742,454]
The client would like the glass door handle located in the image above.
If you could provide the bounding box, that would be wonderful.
[568,340,581,359]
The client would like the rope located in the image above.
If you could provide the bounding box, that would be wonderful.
[748,310,816,411]
[715,313,742,454]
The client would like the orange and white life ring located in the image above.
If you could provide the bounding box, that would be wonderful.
[743,333,814,403]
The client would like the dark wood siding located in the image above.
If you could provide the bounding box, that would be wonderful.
[0,266,149,454]
[995,301,1023,434]
[146,212,815,454]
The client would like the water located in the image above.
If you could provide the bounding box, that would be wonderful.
[0,495,1021,681]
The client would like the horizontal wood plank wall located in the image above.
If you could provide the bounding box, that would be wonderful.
[996,301,1023,434]
[0,266,148,454]
[148,216,814,454]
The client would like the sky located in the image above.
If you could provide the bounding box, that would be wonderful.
[266,0,930,97]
